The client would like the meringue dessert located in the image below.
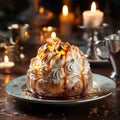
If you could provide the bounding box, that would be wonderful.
[26,40,93,99]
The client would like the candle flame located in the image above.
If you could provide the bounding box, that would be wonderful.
[91,2,96,12]
[62,5,68,16]
[4,55,9,63]
[51,32,56,38]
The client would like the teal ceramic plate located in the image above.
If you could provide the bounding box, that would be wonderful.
[6,74,116,105]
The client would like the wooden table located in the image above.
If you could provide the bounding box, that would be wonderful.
[0,44,120,120]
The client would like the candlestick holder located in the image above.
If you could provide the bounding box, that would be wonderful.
[79,23,109,60]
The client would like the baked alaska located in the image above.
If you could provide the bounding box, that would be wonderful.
[26,40,93,99]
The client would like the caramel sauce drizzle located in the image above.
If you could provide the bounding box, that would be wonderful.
[79,49,86,94]
[62,45,70,91]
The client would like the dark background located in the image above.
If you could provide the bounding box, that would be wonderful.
[0,0,120,31]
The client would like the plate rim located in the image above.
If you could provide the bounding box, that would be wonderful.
[5,73,116,105]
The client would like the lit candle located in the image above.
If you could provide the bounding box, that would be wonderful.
[59,5,74,37]
[51,32,57,38]
[46,32,61,43]
[82,1,104,28]
[0,55,15,69]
